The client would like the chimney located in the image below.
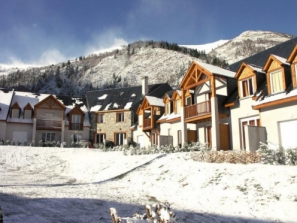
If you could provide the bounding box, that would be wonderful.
[142,76,148,95]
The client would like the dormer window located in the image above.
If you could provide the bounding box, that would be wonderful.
[165,102,171,115]
[270,69,283,94]
[174,99,181,114]
[186,96,192,106]
[12,109,20,118]
[24,110,32,119]
[240,78,254,98]
[10,102,21,118]
[23,103,33,119]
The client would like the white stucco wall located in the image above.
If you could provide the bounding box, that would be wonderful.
[0,121,7,142]
[230,97,260,150]
[160,122,196,147]
[260,101,297,147]
[132,125,151,148]
[6,123,33,144]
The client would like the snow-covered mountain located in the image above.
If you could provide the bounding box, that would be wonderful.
[208,30,294,64]
[180,39,229,54]
[0,30,294,96]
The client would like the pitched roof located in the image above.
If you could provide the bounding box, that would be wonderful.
[86,83,172,112]
[195,60,236,78]
[145,96,164,107]
[0,89,14,121]
[227,37,297,72]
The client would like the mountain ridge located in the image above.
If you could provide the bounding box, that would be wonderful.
[0,30,294,97]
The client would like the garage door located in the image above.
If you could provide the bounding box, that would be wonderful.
[13,131,28,145]
[279,120,297,149]
[137,135,144,148]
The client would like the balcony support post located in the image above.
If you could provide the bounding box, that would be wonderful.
[32,118,37,146]
[181,89,187,145]
[61,120,65,145]
[211,96,220,151]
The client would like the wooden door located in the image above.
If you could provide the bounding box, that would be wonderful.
[187,130,197,143]
[219,124,230,150]
[206,126,212,148]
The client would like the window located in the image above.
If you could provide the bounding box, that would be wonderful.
[175,100,181,114]
[70,114,81,130]
[72,115,81,123]
[240,78,254,97]
[96,134,106,144]
[186,97,192,106]
[97,114,104,123]
[115,133,126,146]
[12,109,20,118]
[42,133,55,142]
[24,110,32,119]
[116,113,124,122]
[165,103,170,114]
[270,70,283,94]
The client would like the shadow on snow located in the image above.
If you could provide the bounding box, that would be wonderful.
[0,192,276,223]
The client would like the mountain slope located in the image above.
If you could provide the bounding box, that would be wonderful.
[209,30,294,64]
[0,30,294,96]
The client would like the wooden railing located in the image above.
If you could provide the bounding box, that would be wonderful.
[143,118,152,129]
[70,123,83,130]
[36,119,62,130]
[185,100,211,119]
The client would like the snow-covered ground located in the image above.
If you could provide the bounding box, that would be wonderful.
[180,39,229,54]
[0,146,297,223]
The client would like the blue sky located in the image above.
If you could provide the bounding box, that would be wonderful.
[0,0,297,67]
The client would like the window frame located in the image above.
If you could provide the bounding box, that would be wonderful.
[270,69,283,94]
[24,109,32,119]
[11,108,20,118]
[240,77,254,98]
[165,102,171,115]
[97,114,104,123]
[116,112,124,122]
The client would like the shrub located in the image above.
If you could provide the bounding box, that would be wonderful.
[6,139,10,145]
[39,140,44,147]
[24,140,28,146]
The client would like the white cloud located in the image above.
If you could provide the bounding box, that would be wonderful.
[85,29,129,55]
[0,49,67,70]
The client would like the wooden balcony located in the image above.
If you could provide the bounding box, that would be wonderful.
[69,123,83,130]
[185,100,211,120]
[143,118,152,130]
[36,119,62,130]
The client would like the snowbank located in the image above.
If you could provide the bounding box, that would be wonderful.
[0,146,297,222]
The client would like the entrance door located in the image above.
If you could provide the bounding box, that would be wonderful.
[219,124,230,150]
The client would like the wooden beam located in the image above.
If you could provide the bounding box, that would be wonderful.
[211,75,216,97]
[184,77,210,90]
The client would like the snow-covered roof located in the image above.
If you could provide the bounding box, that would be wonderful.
[157,112,181,122]
[247,64,265,73]
[124,102,133,109]
[145,96,164,107]
[254,88,297,106]
[98,94,108,100]
[196,61,236,78]
[272,54,290,65]
[0,90,14,120]
[90,105,102,112]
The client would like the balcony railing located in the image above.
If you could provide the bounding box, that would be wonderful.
[143,118,152,129]
[36,119,62,130]
[70,123,83,130]
[185,100,211,119]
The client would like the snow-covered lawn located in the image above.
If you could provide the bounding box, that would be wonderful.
[0,146,297,222]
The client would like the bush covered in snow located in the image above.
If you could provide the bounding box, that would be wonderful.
[258,142,297,165]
